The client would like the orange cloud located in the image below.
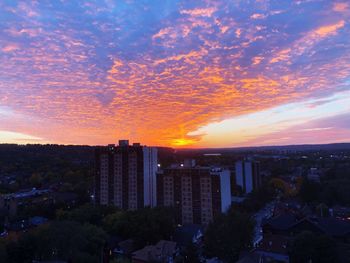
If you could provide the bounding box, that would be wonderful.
[1,1,349,148]
[315,20,345,37]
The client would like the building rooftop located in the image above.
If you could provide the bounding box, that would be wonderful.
[312,217,350,237]
[262,213,299,230]
[264,213,350,238]
[132,240,177,262]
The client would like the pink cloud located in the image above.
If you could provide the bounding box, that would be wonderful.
[333,2,349,12]
[180,7,217,17]
[250,13,266,19]
[2,44,20,53]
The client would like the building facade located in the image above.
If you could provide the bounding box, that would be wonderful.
[157,166,231,225]
[95,140,158,210]
[235,160,261,194]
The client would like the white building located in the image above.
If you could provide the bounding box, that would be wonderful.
[235,161,261,194]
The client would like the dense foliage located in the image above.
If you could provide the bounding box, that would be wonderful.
[203,209,255,263]
[0,144,94,201]
[300,165,350,206]
[2,221,106,263]
[102,207,176,248]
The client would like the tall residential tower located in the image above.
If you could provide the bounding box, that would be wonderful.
[235,160,261,194]
[95,140,158,210]
[157,162,231,225]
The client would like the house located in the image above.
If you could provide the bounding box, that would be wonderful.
[262,213,300,236]
[311,217,350,243]
[263,213,350,242]
[132,240,177,263]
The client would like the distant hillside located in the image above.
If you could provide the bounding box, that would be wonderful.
[176,143,350,153]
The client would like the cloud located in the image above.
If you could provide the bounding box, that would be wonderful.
[0,131,46,144]
[0,1,349,147]
[249,114,350,146]
[180,7,217,17]
[2,44,20,53]
[270,20,345,64]
[333,2,349,12]
[250,13,266,19]
[301,127,333,132]
[314,20,345,37]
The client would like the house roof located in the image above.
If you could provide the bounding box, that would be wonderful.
[265,213,350,238]
[312,217,350,237]
[262,213,298,230]
[132,240,177,262]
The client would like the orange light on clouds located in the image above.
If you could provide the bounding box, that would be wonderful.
[0,1,350,147]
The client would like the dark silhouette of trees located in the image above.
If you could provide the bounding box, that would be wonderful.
[203,210,255,263]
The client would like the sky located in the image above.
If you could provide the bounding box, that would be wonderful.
[0,0,350,148]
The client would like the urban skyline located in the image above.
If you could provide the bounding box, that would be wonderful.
[1,1,350,148]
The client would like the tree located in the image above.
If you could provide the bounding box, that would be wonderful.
[12,221,107,263]
[203,210,255,262]
[103,211,133,238]
[102,207,175,248]
[233,183,275,213]
[57,203,117,225]
[299,178,321,203]
[270,178,290,196]
[29,173,43,188]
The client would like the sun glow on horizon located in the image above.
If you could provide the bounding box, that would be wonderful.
[0,1,350,147]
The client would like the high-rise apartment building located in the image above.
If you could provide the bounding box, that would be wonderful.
[235,160,261,194]
[157,164,231,225]
[95,140,158,210]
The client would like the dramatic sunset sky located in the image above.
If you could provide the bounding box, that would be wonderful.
[1,0,350,147]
